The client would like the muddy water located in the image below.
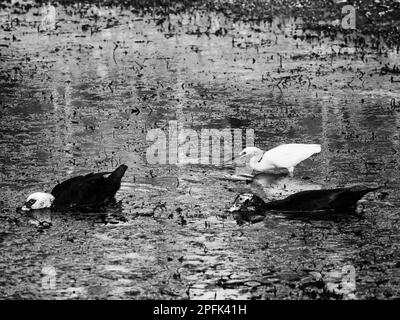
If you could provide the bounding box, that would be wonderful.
[0,4,400,299]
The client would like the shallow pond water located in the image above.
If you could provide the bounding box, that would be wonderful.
[0,3,400,299]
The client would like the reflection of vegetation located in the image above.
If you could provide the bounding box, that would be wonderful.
[5,0,400,46]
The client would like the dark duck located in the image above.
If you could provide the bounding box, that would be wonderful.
[229,186,380,222]
[21,165,128,212]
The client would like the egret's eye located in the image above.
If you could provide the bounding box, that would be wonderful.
[27,199,36,205]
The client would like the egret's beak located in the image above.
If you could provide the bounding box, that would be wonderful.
[224,154,245,165]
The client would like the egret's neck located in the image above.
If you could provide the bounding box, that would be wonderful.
[249,153,274,171]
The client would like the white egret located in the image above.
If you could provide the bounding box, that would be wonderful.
[236,144,321,177]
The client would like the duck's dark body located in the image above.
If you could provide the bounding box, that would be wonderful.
[263,186,380,213]
[51,165,127,211]
[229,186,380,224]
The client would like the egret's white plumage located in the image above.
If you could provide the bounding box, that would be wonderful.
[238,144,321,177]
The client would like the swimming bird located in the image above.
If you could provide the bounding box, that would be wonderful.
[236,144,321,177]
[21,164,128,212]
[228,186,380,221]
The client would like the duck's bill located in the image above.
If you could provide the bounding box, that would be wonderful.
[228,204,241,212]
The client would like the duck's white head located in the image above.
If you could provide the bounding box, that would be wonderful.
[22,192,55,211]
[228,193,255,212]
